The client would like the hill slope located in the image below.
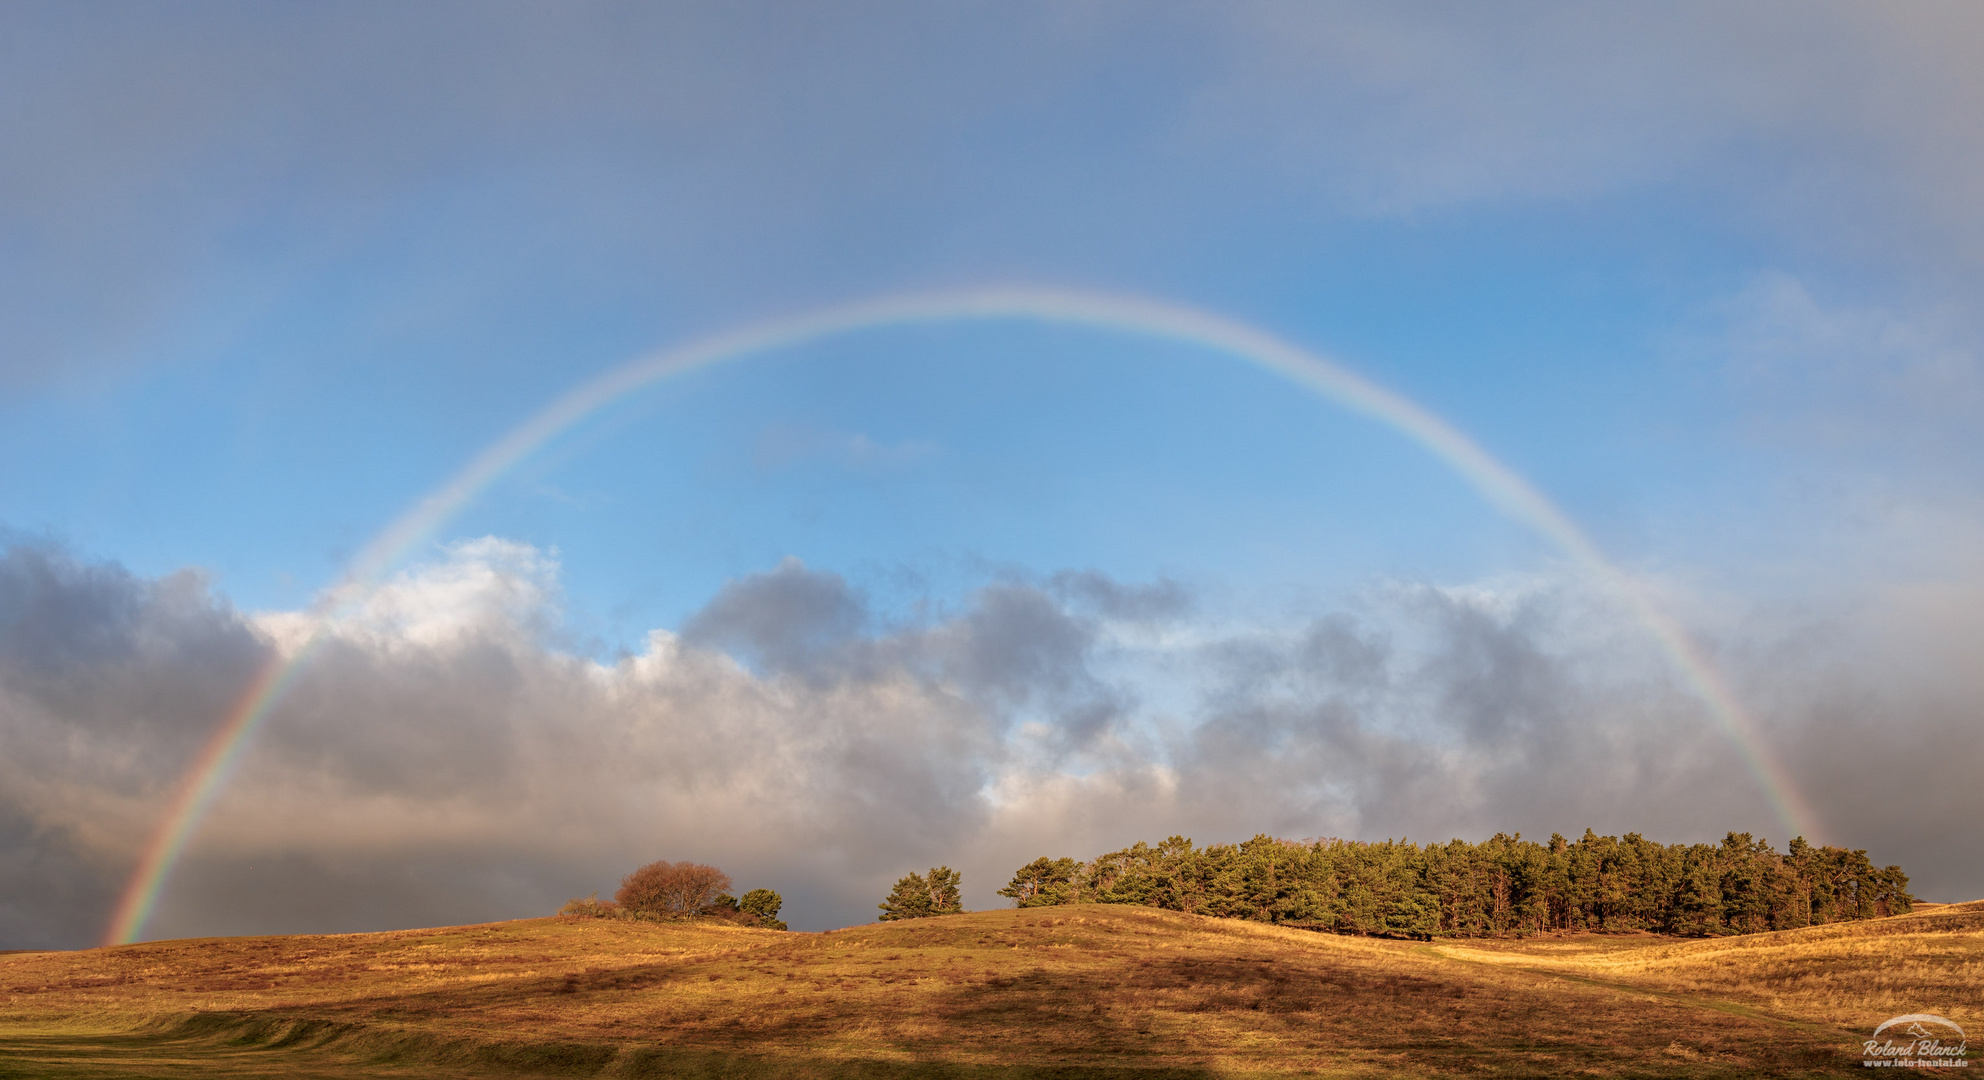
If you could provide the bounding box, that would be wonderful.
[2,903,1978,1078]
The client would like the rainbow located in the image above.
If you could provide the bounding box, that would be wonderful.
[103,286,1823,946]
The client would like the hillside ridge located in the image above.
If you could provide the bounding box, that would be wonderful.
[3,903,1977,1078]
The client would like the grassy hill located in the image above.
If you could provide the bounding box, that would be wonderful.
[2,901,1977,1078]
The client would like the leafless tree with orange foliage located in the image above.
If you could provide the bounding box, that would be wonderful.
[615,860,733,916]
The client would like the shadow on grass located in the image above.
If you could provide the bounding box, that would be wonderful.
[1,913,1895,1079]
[0,1019,1227,1080]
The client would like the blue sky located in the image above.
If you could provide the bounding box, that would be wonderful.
[3,3,1981,943]
[4,194,1822,626]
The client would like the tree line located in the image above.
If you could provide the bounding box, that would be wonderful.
[998,830,1913,938]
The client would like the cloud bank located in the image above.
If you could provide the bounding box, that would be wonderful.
[2,536,1974,949]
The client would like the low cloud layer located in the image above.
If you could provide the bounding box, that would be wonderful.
[1,536,1976,949]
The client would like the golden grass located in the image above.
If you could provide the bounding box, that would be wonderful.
[1437,899,1984,1033]
[2,903,1975,1078]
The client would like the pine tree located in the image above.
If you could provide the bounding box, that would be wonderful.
[998,856,1079,907]
[927,866,964,915]
[879,871,932,921]
[879,867,967,920]
[740,888,787,931]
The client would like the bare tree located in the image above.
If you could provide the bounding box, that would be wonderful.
[616,860,734,915]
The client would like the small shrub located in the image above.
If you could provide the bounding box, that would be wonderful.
[559,894,620,918]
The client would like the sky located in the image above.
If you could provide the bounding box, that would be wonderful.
[2,1,1981,948]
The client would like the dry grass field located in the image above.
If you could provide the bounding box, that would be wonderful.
[1,901,1976,1078]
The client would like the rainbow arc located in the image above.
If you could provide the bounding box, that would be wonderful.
[104,286,1822,946]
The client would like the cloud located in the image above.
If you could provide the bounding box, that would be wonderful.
[752,426,943,475]
[1049,570,1192,625]
[1665,271,1984,591]
[0,540,269,947]
[6,4,1984,392]
[681,556,869,675]
[0,804,119,951]
[2,536,1978,950]
[1198,4,1984,248]
[1711,272,1984,448]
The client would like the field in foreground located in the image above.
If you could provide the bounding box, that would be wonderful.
[1,901,1977,1078]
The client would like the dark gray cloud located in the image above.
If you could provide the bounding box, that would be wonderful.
[1169,585,1722,844]
[1049,570,1193,625]
[0,805,118,951]
[0,543,264,727]
[684,559,1129,744]
[681,557,868,676]
[0,539,270,948]
[2,538,1978,950]
[922,583,1115,722]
